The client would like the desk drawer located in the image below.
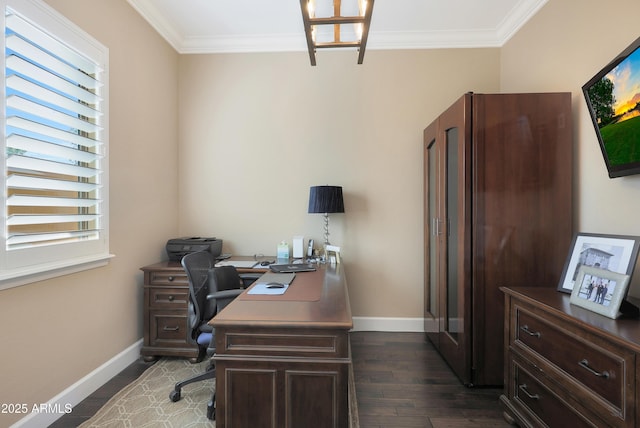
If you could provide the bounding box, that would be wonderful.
[217,327,350,359]
[148,287,189,309]
[149,311,189,347]
[513,305,633,418]
[148,270,188,286]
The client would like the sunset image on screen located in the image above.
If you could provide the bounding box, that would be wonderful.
[587,46,640,168]
[608,50,640,120]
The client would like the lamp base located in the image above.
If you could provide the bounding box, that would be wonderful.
[323,212,330,247]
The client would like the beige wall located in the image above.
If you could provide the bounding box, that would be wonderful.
[500,0,640,295]
[0,1,179,425]
[178,49,500,318]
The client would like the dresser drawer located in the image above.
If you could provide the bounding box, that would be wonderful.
[148,287,189,309]
[148,270,188,286]
[509,358,596,428]
[513,305,633,421]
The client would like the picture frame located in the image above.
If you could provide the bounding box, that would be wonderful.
[325,245,341,265]
[570,266,630,319]
[557,233,640,293]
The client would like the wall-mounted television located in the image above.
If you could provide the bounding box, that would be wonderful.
[583,36,640,178]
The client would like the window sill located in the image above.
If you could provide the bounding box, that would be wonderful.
[0,253,115,291]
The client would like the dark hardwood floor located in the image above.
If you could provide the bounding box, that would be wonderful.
[351,332,509,428]
[50,332,510,428]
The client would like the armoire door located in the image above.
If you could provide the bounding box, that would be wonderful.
[424,94,472,384]
[423,120,439,343]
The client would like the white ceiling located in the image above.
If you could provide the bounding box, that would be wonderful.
[126,0,548,54]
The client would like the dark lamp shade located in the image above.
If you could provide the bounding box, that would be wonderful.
[308,186,344,214]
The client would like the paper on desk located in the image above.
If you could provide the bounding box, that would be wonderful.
[247,282,289,295]
[215,260,258,268]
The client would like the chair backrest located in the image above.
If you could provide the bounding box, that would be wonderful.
[209,265,244,314]
[181,251,215,339]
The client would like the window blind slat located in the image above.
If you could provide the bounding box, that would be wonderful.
[7,213,99,226]
[7,134,100,164]
[7,95,101,134]
[7,74,100,119]
[6,55,100,106]
[7,154,100,178]
[8,195,99,207]
[6,12,102,77]
[7,230,99,246]
[7,174,100,192]
[7,116,100,149]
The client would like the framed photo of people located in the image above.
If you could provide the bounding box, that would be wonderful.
[557,233,640,293]
[570,266,631,319]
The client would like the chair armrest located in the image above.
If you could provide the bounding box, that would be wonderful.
[239,273,261,286]
[239,273,261,280]
[207,289,244,300]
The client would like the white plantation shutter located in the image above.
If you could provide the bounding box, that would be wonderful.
[1,0,110,288]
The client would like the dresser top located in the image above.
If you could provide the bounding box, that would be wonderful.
[502,287,640,351]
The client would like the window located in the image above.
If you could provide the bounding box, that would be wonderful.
[1,0,110,289]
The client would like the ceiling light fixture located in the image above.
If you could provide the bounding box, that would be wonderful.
[299,0,375,66]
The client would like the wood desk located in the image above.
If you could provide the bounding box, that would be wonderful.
[210,263,353,428]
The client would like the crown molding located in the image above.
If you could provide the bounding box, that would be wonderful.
[496,0,548,44]
[127,0,183,51]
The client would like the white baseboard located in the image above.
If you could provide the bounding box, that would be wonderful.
[352,316,431,332]
[12,339,143,428]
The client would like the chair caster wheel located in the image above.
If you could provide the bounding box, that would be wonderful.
[207,406,215,420]
[169,390,181,402]
[207,398,215,420]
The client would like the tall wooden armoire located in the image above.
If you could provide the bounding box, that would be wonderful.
[423,92,573,386]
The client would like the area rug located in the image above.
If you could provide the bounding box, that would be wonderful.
[79,357,359,428]
[79,358,215,428]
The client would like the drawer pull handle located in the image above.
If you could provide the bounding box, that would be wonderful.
[518,384,539,400]
[520,325,541,338]
[168,276,175,282]
[163,326,180,331]
[168,295,174,301]
[578,359,610,379]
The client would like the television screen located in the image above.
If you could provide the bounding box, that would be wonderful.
[583,36,640,178]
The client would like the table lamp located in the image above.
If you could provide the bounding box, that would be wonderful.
[308,185,344,246]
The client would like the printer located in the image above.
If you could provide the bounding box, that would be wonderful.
[165,237,223,262]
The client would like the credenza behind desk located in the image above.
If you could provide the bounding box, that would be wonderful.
[139,258,270,362]
[210,263,353,428]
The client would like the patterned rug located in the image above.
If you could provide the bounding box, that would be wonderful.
[79,357,359,428]
[79,358,215,428]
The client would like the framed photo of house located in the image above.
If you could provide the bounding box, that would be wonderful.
[570,266,630,319]
[557,233,640,293]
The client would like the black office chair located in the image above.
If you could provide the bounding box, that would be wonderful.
[169,251,255,420]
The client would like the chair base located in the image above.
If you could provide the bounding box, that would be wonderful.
[169,362,216,420]
[207,394,215,420]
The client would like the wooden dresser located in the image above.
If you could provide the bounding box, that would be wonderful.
[140,261,200,362]
[501,287,640,427]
